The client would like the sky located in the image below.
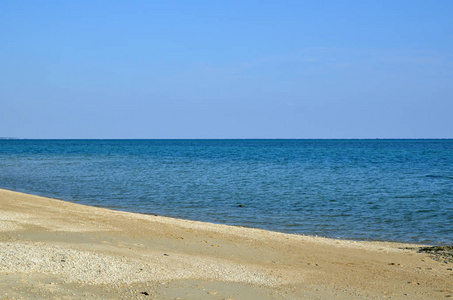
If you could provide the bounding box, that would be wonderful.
[1,0,452,139]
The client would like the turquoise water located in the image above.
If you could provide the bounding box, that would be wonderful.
[0,139,452,244]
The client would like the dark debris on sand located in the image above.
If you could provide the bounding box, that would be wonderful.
[418,246,453,263]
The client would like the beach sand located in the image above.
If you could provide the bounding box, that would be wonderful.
[0,188,451,299]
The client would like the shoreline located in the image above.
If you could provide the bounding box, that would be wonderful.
[4,187,442,246]
[1,188,452,299]
[0,187,431,246]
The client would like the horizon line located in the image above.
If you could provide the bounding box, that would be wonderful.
[2,137,453,141]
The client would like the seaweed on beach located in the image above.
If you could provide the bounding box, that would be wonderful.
[418,246,453,263]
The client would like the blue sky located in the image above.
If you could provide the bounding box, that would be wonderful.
[1,0,452,138]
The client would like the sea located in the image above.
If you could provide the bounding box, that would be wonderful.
[0,139,452,245]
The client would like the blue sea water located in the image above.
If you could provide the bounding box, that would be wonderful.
[0,139,452,245]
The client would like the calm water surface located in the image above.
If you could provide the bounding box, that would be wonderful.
[0,139,452,244]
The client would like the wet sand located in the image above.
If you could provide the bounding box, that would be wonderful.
[0,188,452,299]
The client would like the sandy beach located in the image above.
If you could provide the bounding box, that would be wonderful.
[0,188,451,299]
